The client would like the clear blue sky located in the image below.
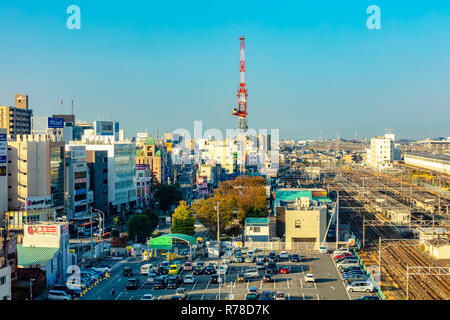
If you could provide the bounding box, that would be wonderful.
[0,0,449,140]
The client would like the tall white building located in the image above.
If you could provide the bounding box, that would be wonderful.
[370,134,394,169]
[65,145,89,220]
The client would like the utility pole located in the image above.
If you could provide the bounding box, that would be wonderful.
[336,190,339,249]
[378,237,381,279]
[216,201,220,242]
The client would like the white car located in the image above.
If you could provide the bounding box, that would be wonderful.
[346,281,374,293]
[319,246,328,254]
[222,258,231,265]
[92,266,111,274]
[279,251,289,260]
[48,290,72,301]
[140,294,156,300]
[304,274,315,283]
[337,260,360,270]
[183,275,195,284]
[218,265,228,275]
[244,268,259,279]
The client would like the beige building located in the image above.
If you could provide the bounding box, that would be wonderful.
[0,94,33,137]
[284,197,328,250]
[7,134,65,213]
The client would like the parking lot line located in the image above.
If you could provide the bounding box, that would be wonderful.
[201,294,204,300]
[287,293,290,300]
[287,279,290,288]
[300,278,303,288]
[259,280,263,289]
[129,296,134,300]
[114,292,123,300]
[316,294,320,300]
[206,279,211,290]
[302,293,305,300]
[192,281,197,290]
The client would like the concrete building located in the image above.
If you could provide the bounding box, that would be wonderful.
[0,94,33,138]
[370,134,394,169]
[136,164,151,208]
[0,232,17,300]
[244,218,270,242]
[0,129,7,214]
[86,150,109,215]
[70,136,137,214]
[404,153,450,175]
[17,222,72,287]
[4,209,56,230]
[65,145,89,220]
[136,136,167,184]
[7,134,65,215]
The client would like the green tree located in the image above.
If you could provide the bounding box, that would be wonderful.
[143,207,159,229]
[171,200,195,235]
[155,184,183,212]
[244,206,267,221]
[127,214,155,243]
[193,197,235,239]
[113,215,124,232]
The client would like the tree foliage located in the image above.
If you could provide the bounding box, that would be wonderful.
[155,183,183,212]
[171,200,195,235]
[127,214,155,243]
[143,207,160,229]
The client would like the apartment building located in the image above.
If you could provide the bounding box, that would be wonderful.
[370,134,394,169]
[0,94,33,138]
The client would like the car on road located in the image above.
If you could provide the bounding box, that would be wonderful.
[346,280,374,293]
[183,262,193,272]
[168,264,181,275]
[222,258,231,265]
[156,266,169,275]
[256,260,266,270]
[153,276,167,289]
[245,255,255,263]
[268,251,277,262]
[123,267,133,277]
[126,278,140,290]
[304,273,315,283]
[141,294,156,300]
[267,262,277,274]
[141,264,154,276]
[48,290,72,300]
[175,288,188,300]
[193,265,204,275]
[319,246,328,254]
[263,274,273,283]
[183,275,195,284]
[229,255,236,263]
[279,251,289,261]
[167,276,180,289]
[204,265,216,275]
[235,254,243,263]
[256,254,266,262]
[237,273,245,282]
[210,274,223,284]
[355,295,380,300]
[275,290,285,300]
[260,291,273,300]
[244,268,259,279]
[290,254,301,262]
[217,265,228,275]
[279,266,290,274]
[146,272,157,285]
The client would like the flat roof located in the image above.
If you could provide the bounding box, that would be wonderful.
[17,244,59,267]
[245,218,269,225]
[405,152,450,163]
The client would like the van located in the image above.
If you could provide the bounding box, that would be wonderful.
[346,280,374,293]
[141,263,153,276]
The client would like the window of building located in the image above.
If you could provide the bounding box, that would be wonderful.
[0,276,6,285]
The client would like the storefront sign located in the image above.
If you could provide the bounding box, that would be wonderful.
[25,196,53,210]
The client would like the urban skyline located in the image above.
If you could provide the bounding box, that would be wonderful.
[0,1,449,139]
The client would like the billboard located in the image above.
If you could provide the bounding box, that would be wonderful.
[25,196,53,210]
[27,224,57,235]
[95,121,114,136]
[47,117,65,128]
[0,132,6,164]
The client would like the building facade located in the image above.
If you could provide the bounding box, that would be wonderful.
[0,94,33,138]
[370,134,394,169]
[65,145,89,220]
[0,129,7,213]
[86,150,109,215]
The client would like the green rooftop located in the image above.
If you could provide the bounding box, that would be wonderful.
[148,233,197,250]
[245,218,269,225]
[17,244,59,267]
[275,190,312,201]
[144,136,155,146]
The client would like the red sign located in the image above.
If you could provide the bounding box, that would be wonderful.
[27,225,57,235]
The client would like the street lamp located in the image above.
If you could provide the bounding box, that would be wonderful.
[93,209,106,259]
[29,278,35,300]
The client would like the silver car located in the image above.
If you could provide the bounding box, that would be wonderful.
[244,268,259,279]
[48,290,72,301]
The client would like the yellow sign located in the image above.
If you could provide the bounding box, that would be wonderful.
[69,249,75,253]
[236,242,242,247]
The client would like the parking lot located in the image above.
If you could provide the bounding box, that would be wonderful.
[80,248,379,300]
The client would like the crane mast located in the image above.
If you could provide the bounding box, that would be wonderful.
[232,36,248,131]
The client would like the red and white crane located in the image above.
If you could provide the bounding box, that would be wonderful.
[232,36,248,131]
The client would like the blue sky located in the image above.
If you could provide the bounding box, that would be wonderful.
[0,0,449,139]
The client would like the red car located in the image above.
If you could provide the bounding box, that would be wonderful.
[279,266,290,274]
[183,262,193,271]
[333,252,354,261]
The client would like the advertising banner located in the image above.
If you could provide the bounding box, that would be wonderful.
[0,133,6,164]
[27,224,57,235]
[25,196,53,210]
[47,117,64,128]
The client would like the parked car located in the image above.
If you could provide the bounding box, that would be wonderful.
[217,265,228,275]
[48,290,72,300]
[355,295,380,300]
[335,256,358,264]
[337,260,360,270]
[175,288,188,300]
[245,293,259,300]
[140,294,156,300]
[183,275,196,284]
[256,254,266,262]
[260,291,273,300]
[342,270,365,279]
[346,280,374,293]
[275,290,285,300]
[304,274,315,283]
[126,278,140,290]
[52,284,81,298]
[244,268,259,279]
[341,266,363,274]
[123,267,133,277]
[268,251,277,262]
[344,274,369,284]
[290,254,301,262]
[279,251,289,261]
[279,266,290,274]
[237,273,245,282]
[235,255,243,263]
[263,274,273,283]
[247,286,259,295]
[256,260,266,270]
[245,255,255,263]
[267,262,277,274]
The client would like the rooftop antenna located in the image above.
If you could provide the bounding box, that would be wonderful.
[71,100,74,115]
[61,99,64,113]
